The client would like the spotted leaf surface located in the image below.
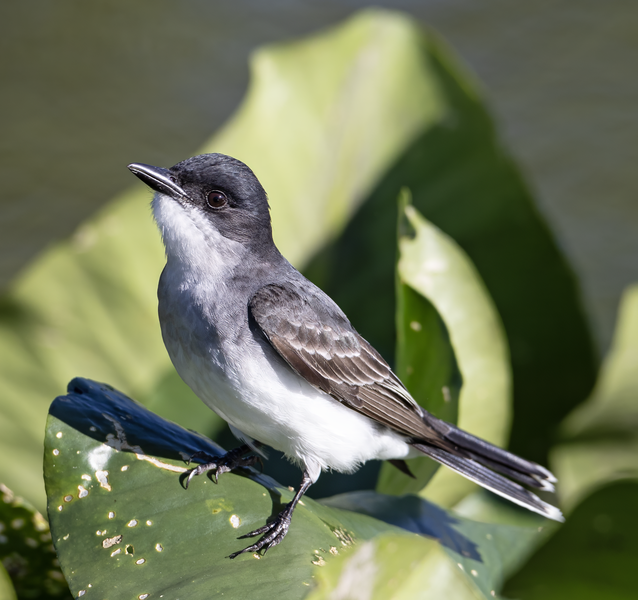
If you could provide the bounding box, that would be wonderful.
[44,379,403,600]
[45,378,548,600]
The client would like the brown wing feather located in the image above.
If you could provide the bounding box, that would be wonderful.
[248,283,562,505]
[249,283,430,439]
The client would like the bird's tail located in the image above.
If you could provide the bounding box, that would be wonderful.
[413,420,564,522]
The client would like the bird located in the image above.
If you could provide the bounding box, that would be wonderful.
[128,153,563,558]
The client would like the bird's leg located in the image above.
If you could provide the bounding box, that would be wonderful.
[228,469,313,559]
[184,444,261,488]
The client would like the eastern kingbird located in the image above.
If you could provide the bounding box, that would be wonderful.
[128,154,563,558]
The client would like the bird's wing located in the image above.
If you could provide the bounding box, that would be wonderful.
[249,283,563,521]
[249,283,430,439]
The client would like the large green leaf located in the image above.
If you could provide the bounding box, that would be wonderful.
[503,287,638,598]
[45,379,400,600]
[307,534,474,600]
[503,480,638,600]
[551,284,638,510]
[45,379,544,599]
[377,195,511,505]
[0,190,168,512]
[209,10,447,269]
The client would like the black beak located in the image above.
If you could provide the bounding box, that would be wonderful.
[128,163,186,199]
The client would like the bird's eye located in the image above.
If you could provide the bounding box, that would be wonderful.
[206,190,227,209]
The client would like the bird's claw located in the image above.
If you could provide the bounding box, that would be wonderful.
[183,448,259,489]
[228,510,292,559]
[184,463,211,489]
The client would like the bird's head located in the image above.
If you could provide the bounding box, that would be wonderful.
[128,154,274,268]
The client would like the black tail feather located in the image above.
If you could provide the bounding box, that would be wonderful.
[463,451,551,491]
[412,442,564,522]
[424,415,557,492]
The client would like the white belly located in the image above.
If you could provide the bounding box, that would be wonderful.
[163,318,413,479]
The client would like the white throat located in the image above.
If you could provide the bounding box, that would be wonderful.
[152,193,245,283]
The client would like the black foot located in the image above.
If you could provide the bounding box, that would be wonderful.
[228,508,292,559]
[183,446,260,489]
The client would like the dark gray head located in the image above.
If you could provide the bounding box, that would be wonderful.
[128,153,273,248]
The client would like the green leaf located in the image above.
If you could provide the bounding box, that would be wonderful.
[0,191,167,512]
[377,196,511,505]
[376,190,463,494]
[312,492,543,600]
[44,379,404,599]
[551,284,638,511]
[503,480,638,600]
[395,284,461,427]
[46,379,545,600]
[0,484,69,599]
[307,534,475,600]
[210,9,448,269]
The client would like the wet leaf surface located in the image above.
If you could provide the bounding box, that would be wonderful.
[45,379,403,599]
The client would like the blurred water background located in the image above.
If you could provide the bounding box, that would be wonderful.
[1,0,636,352]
